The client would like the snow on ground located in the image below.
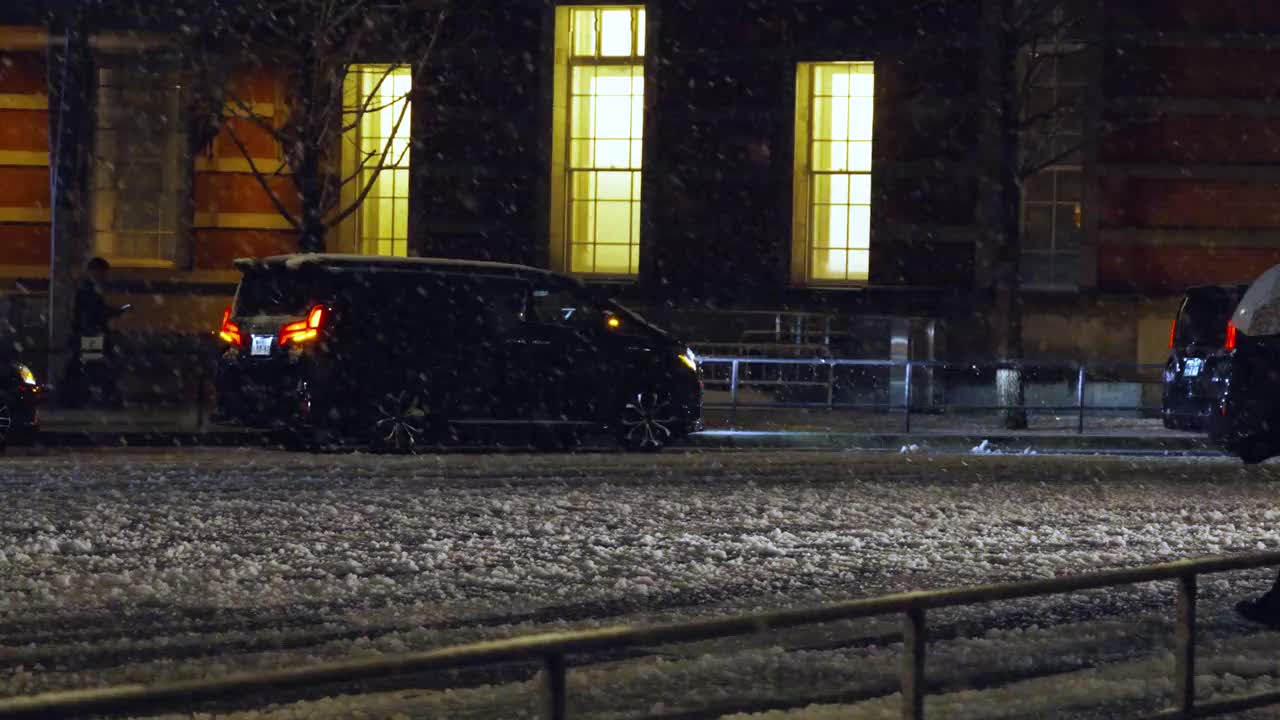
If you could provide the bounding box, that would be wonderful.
[1,448,1280,718]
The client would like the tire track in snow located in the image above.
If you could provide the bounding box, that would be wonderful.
[0,577,1245,702]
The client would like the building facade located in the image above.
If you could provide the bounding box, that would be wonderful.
[1,0,1279,370]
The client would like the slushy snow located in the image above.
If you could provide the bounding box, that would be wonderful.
[0,448,1278,718]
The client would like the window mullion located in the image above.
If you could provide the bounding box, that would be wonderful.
[807,64,818,282]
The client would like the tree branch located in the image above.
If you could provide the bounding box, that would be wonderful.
[225,88,290,146]
[224,122,301,229]
[337,146,384,188]
[1019,92,1082,131]
[326,83,412,230]
[414,7,448,73]
[339,64,405,134]
[1015,48,1053,118]
[184,0,452,239]
[1019,137,1085,178]
[327,6,447,227]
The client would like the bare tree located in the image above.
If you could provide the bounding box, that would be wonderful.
[185,0,448,252]
[1015,0,1094,178]
[982,0,1097,429]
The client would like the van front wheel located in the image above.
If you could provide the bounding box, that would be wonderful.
[616,390,677,452]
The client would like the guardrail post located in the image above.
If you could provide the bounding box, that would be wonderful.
[826,361,835,412]
[544,654,567,720]
[729,359,740,429]
[901,607,926,720]
[1175,574,1197,716]
[1076,365,1086,435]
[195,363,207,432]
[904,362,913,434]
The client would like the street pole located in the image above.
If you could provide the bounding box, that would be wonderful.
[47,9,90,396]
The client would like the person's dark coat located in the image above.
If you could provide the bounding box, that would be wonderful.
[71,278,124,353]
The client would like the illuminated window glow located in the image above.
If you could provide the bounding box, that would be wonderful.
[551,5,645,276]
[792,62,874,284]
[341,65,412,257]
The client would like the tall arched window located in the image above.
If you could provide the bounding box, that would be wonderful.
[792,61,875,285]
[340,64,412,257]
[550,5,646,277]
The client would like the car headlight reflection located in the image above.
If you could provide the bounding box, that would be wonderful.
[678,349,698,372]
[16,364,36,386]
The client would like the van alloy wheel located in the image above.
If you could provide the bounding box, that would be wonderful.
[618,391,677,451]
[373,390,430,453]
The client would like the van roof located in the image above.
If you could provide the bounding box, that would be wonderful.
[1183,283,1250,298]
[233,253,558,278]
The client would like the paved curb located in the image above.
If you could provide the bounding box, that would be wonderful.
[687,430,1219,453]
[18,427,1220,453]
[23,430,271,448]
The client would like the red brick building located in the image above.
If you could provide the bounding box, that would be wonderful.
[0,0,1278,371]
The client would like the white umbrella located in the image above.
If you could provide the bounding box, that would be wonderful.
[1233,264,1280,336]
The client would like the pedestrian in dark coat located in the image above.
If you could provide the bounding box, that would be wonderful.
[64,257,128,406]
[73,258,125,344]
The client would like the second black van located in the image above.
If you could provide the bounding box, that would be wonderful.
[1162,283,1247,431]
[213,254,703,451]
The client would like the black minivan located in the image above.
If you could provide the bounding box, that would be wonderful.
[1162,284,1248,430]
[1208,264,1280,463]
[214,254,703,451]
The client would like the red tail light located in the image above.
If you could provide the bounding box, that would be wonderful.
[1168,319,1176,349]
[1225,320,1237,351]
[218,307,242,346]
[280,305,325,345]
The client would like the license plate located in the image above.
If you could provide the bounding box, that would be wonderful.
[251,335,273,356]
[80,335,105,359]
[1184,358,1204,377]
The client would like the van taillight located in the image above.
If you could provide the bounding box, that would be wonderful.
[1168,319,1176,349]
[1225,320,1237,351]
[280,305,326,345]
[218,307,242,346]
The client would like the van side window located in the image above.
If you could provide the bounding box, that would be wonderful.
[473,278,530,336]
[530,286,601,331]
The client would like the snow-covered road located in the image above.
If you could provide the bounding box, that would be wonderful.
[2,448,1280,718]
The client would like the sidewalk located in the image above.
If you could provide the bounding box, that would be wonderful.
[24,404,1217,453]
[34,406,263,447]
[695,407,1216,453]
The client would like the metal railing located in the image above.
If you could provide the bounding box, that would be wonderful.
[1,551,1278,719]
[698,356,1167,434]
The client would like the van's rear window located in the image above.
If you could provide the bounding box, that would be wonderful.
[1175,289,1242,346]
[234,270,319,316]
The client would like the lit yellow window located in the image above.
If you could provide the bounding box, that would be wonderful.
[792,62,874,284]
[340,64,412,257]
[551,5,645,277]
